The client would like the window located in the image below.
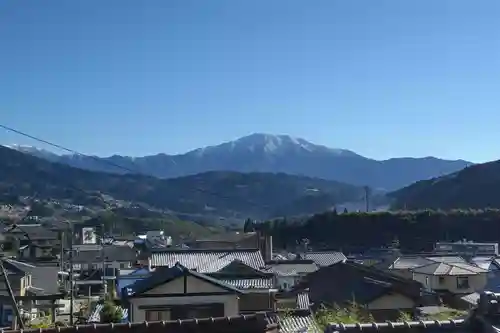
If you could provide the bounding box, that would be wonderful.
[145,310,171,321]
[456,276,470,289]
[185,305,223,319]
[438,276,445,285]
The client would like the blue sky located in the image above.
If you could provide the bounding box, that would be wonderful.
[1,0,499,162]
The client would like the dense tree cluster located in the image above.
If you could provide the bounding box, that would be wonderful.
[256,209,500,253]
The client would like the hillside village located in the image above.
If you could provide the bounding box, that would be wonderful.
[0,221,500,333]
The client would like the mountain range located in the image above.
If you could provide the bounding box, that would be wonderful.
[388,160,500,210]
[0,145,379,221]
[5,133,472,190]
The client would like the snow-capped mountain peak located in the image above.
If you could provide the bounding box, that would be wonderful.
[3,144,62,160]
[189,133,359,157]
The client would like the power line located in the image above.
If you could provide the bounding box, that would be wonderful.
[0,123,271,209]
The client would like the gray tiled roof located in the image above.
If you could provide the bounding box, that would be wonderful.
[220,278,274,289]
[389,257,434,270]
[88,303,128,323]
[150,249,265,272]
[4,260,59,295]
[71,245,138,263]
[412,262,488,275]
[299,252,346,267]
[126,263,243,296]
[277,312,321,333]
[460,292,480,306]
[264,261,319,276]
[427,256,467,264]
[296,293,310,310]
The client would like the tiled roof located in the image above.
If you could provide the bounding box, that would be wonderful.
[389,257,434,270]
[325,320,467,333]
[6,224,58,240]
[2,260,59,294]
[296,293,311,310]
[220,278,274,289]
[71,245,138,263]
[412,262,489,275]
[150,249,265,272]
[295,262,424,307]
[0,312,277,333]
[277,312,321,333]
[88,303,128,323]
[461,292,480,306]
[298,252,346,267]
[427,256,467,264]
[264,260,319,276]
[125,263,244,296]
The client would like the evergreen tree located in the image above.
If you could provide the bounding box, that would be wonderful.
[100,301,122,323]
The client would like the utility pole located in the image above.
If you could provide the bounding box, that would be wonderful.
[68,222,74,326]
[101,224,107,297]
[0,260,24,329]
[363,186,371,212]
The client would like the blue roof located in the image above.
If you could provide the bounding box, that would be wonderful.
[116,268,151,297]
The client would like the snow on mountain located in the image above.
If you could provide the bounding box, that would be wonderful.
[3,133,471,190]
[192,133,359,157]
[3,144,62,160]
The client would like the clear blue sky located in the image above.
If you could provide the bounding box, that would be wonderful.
[1,0,499,162]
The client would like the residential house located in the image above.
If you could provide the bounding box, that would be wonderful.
[385,256,467,279]
[70,244,138,271]
[0,259,61,326]
[116,267,151,298]
[124,252,277,315]
[411,262,489,294]
[207,260,277,313]
[294,261,436,320]
[5,224,59,261]
[264,259,319,290]
[124,263,244,321]
[469,256,500,293]
[70,245,138,296]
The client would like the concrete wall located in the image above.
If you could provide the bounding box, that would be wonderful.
[413,272,487,294]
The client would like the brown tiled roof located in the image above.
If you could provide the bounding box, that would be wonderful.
[2,312,277,333]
